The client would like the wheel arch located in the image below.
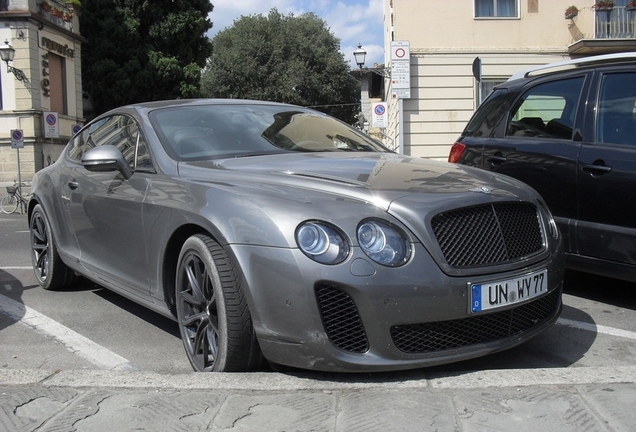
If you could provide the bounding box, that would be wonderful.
[162,223,217,318]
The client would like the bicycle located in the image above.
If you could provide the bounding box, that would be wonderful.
[1,182,29,214]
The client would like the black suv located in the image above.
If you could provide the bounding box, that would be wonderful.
[449,53,636,282]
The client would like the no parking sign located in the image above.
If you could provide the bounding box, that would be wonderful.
[11,129,24,149]
[43,111,59,138]
[372,102,388,128]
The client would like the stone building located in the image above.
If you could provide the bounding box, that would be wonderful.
[0,0,83,184]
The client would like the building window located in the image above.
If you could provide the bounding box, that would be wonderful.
[480,80,505,104]
[48,53,68,115]
[475,0,518,18]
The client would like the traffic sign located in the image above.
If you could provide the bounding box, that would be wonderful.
[11,129,24,149]
[390,41,411,99]
[43,111,59,138]
[372,102,388,128]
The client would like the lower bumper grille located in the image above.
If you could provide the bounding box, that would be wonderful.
[316,285,369,353]
[391,288,561,354]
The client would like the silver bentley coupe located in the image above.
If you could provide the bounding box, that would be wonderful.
[28,99,564,372]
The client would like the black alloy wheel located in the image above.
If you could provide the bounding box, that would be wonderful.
[175,234,261,372]
[29,204,76,290]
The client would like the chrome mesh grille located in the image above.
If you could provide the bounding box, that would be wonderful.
[390,289,560,354]
[431,202,544,268]
[315,285,369,353]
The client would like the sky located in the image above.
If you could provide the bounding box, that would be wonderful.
[207,0,385,69]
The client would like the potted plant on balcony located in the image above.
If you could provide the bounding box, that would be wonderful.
[565,5,579,19]
[592,1,615,10]
[627,0,636,11]
[39,0,52,12]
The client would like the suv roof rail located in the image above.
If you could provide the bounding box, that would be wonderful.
[507,52,636,82]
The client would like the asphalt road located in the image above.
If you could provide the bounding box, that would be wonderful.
[2,211,636,378]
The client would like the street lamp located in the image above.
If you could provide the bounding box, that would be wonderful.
[353,44,368,132]
[0,40,27,82]
[353,44,367,71]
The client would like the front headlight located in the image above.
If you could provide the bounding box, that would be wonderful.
[296,221,349,264]
[538,201,559,239]
[357,219,411,267]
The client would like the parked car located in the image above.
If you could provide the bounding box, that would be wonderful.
[449,53,636,283]
[28,99,563,372]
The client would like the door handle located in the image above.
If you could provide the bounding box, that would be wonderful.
[582,163,612,175]
[486,154,507,165]
[67,181,79,190]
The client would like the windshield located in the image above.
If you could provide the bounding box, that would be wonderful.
[149,104,390,160]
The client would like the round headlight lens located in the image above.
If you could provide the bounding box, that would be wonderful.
[357,220,411,267]
[296,222,349,264]
[358,222,386,253]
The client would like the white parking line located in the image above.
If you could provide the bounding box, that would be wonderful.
[557,317,636,341]
[0,293,136,371]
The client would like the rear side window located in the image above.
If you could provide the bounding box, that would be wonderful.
[464,89,509,137]
[506,77,585,140]
[597,72,636,146]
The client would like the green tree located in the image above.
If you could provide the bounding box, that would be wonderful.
[201,9,359,124]
[80,0,213,118]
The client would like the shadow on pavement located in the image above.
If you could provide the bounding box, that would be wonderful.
[91,285,181,338]
[564,270,636,311]
[0,269,32,332]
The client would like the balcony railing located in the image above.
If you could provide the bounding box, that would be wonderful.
[37,0,75,32]
[595,6,636,38]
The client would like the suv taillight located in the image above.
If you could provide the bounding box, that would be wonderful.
[448,142,466,163]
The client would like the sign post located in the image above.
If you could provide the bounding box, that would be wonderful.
[473,57,482,105]
[10,129,24,210]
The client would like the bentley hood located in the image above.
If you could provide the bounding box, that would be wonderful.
[181,152,534,209]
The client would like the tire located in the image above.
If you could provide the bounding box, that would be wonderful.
[1,194,18,214]
[175,234,261,372]
[29,204,77,290]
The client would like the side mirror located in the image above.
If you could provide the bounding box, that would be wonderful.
[81,145,133,180]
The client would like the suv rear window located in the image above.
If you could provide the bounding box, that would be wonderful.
[464,88,508,137]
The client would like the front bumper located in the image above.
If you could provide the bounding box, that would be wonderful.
[230,242,564,372]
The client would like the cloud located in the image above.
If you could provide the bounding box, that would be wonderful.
[208,0,384,67]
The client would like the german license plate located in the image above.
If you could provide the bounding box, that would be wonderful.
[471,269,548,313]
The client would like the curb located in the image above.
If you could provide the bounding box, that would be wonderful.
[2,366,636,390]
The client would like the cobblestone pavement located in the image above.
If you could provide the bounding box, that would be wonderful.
[2,368,636,431]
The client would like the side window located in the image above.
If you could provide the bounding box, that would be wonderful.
[506,76,585,140]
[131,124,154,171]
[597,72,636,146]
[67,118,107,161]
[87,115,154,171]
[66,134,85,161]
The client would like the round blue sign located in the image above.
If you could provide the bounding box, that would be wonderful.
[12,130,23,140]
[46,114,57,125]
[374,105,386,116]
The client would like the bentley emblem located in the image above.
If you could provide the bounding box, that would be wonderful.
[469,186,493,194]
